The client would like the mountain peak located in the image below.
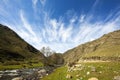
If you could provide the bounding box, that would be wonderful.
[0,24,46,64]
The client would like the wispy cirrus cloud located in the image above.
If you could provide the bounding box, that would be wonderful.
[20,10,36,37]
[32,0,38,6]
[40,0,46,6]
[0,0,120,53]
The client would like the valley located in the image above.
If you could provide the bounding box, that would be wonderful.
[0,24,120,80]
[1,0,120,79]
[42,29,120,80]
[0,66,54,80]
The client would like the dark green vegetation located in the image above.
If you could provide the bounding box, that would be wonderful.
[0,62,44,70]
[42,62,120,80]
[64,30,120,63]
[48,53,64,65]
[0,24,47,69]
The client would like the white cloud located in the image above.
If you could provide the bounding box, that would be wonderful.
[50,19,58,29]
[0,0,120,53]
[20,10,36,37]
[19,10,42,47]
[79,15,85,23]
[40,0,46,6]
[70,16,77,23]
[32,0,38,6]
[12,9,120,53]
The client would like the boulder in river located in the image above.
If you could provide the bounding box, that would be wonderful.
[12,77,23,80]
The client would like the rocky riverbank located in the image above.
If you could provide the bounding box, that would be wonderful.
[0,66,54,80]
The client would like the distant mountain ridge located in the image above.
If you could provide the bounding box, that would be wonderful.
[0,24,47,64]
[48,53,64,65]
[63,30,120,63]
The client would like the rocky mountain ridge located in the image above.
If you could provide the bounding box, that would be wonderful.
[63,30,120,63]
[0,24,47,64]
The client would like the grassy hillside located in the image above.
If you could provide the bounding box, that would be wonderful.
[42,30,120,80]
[0,24,47,68]
[64,30,120,63]
[42,62,120,80]
[48,53,64,65]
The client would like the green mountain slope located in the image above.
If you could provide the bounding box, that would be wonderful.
[63,30,120,63]
[48,53,64,65]
[0,24,47,64]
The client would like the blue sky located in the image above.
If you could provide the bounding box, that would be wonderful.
[0,0,120,53]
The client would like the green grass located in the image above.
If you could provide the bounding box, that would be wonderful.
[84,45,120,57]
[42,66,67,80]
[71,62,120,80]
[42,62,120,80]
[0,62,44,70]
[0,65,23,70]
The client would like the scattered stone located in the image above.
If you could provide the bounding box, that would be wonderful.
[66,74,72,79]
[38,69,47,78]
[86,71,90,75]
[66,74,70,78]
[75,64,82,68]
[0,67,53,80]
[76,78,80,80]
[40,76,43,78]
[114,76,120,80]
[8,73,18,76]
[38,69,46,74]
[114,71,119,74]
[0,74,3,76]
[67,67,73,72]
[80,77,83,80]
[9,70,18,73]
[12,77,23,80]
[76,74,80,77]
[73,68,77,71]
[98,71,102,74]
[88,77,98,80]
[91,66,96,72]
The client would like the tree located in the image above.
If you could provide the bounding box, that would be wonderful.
[40,46,55,57]
[40,47,45,55]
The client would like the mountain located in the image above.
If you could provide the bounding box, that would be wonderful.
[0,24,47,64]
[48,53,64,65]
[63,30,120,63]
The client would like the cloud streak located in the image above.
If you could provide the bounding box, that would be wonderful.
[20,10,36,37]
[0,0,120,53]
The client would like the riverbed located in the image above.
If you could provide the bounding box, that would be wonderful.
[0,66,54,80]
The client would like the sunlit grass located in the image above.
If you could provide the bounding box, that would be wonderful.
[0,62,44,70]
[42,66,67,80]
[42,62,120,80]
